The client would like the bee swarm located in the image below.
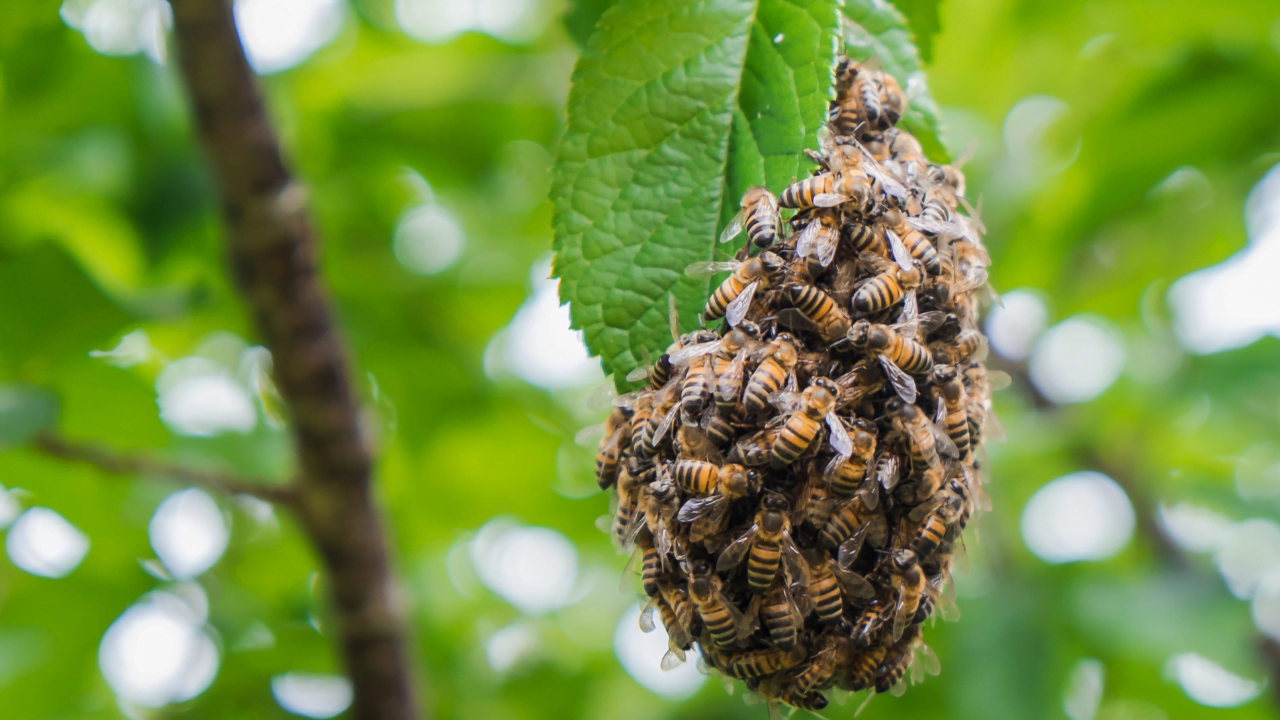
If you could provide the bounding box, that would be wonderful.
[594,57,995,713]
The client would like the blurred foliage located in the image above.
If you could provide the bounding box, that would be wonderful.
[0,1,1275,720]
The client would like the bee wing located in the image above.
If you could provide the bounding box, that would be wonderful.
[858,251,894,274]
[832,563,876,599]
[894,291,919,339]
[639,597,657,632]
[877,353,917,404]
[906,216,964,239]
[836,524,868,569]
[933,396,947,427]
[929,418,960,460]
[669,339,720,365]
[678,495,728,523]
[712,583,754,643]
[652,400,682,447]
[661,648,687,671]
[859,474,880,510]
[683,424,726,465]
[890,679,908,697]
[953,265,989,294]
[891,580,909,641]
[814,192,848,208]
[885,229,913,272]
[823,452,848,481]
[770,391,802,415]
[716,525,758,571]
[625,366,650,383]
[775,308,822,335]
[908,495,943,522]
[780,531,811,588]
[685,260,741,278]
[919,642,942,676]
[719,209,747,244]
[816,227,839,267]
[853,142,909,203]
[988,370,1013,392]
[574,422,605,446]
[918,310,948,335]
[796,218,821,259]
[984,406,1007,442]
[827,412,853,458]
[725,280,758,327]
[877,454,900,491]
[715,351,747,404]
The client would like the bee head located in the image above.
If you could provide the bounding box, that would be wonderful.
[759,251,785,274]
[866,325,892,350]
[813,376,839,395]
[884,397,903,415]
[847,320,871,348]
[691,559,712,577]
[891,548,917,570]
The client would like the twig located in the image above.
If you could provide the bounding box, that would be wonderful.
[166,1,421,719]
[33,433,299,505]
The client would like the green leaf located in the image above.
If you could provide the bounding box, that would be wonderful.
[891,0,942,63]
[551,0,837,387]
[838,0,949,161]
[562,0,620,49]
[0,385,60,447]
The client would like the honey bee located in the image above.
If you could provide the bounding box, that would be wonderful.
[676,441,762,542]
[770,378,852,469]
[640,472,682,561]
[640,580,694,670]
[611,465,644,553]
[791,634,840,695]
[881,210,940,276]
[744,334,799,416]
[803,549,875,624]
[639,382,681,458]
[784,282,852,342]
[639,533,662,597]
[874,624,917,694]
[886,397,958,475]
[847,316,932,403]
[853,254,923,316]
[708,643,808,680]
[825,417,878,497]
[840,643,887,691]
[718,493,810,594]
[931,328,984,365]
[712,322,763,408]
[727,426,782,466]
[874,452,901,492]
[680,353,715,420]
[687,559,752,649]
[686,252,785,326]
[819,488,886,563]
[908,483,965,559]
[721,186,782,249]
[780,168,873,214]
[883,548,926,641]
[851,596,889,649]
[931,365,970,460]
[755,577,805,650]
[593,406,632,490]
[796,464,837,530]
[833,360,884,414]
[793,209,843,268]
[853,65,901,132]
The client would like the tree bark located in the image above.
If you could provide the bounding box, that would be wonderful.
[167,2,421,719]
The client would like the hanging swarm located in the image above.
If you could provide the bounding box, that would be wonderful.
[593,56,997,714]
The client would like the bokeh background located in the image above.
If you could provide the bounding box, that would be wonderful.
[2,0,1280,718]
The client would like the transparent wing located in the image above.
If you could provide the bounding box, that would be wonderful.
[918,310,948,335]
[686,260,741,278]
[770,390,802,415]
[877,454,900,491]
[891,580,909,641]
[779,532,811,589]
[714,584,754,643]
[885,229,913,272]
[988,370,1013,391]
[652,401,682,447]
[796,219,821,260]
[639,598,657,632]
[678,495,728,523]
[775,308,822,335]
[858,251,894,274]
[670,339,721,365]
[717,526,758,571]
[895,291,919,339]
[859,474,880,510]
[625,366,649,383]
[816,228,839,268]
[574,422,605,446]
[814,192,848,208]
[919,642,942,676]
[836,523,868,569]
[906,216,965,239]
[725,280,758,327]
[933,397,947,427]
[716,351,747,404]
[827,412,853,458]
[929,418,960,459]
[682,424,726,465]
[720,209,746,244]
[877,353,917,404]
[954,265,989,294]
[661,648,687,671]
[832,563,876,598]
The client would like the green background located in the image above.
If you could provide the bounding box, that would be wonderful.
[1,0,1279,718]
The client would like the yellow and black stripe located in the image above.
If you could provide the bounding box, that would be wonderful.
[887,335,933,374]
[899,227,941,276]
[673,459,718,496]
[719,647,794,679]
[846,221,882,254]
[770,413,821,468]
[747,203,778,248]
[828,455,868,498]
[648,354,674,390]
[852,599,886,649]
[820,498,869,550]
[693,588,739,648]
[789,284,840,326]
[744,358,786,416]
[762,586,798,649]
[844,644,886,691]
[704,274,747,323]
[915,515,947,559]
[747,542,782,594]
[681,357,713,418]
[809,571,844,624]
[641,543,661,598]
[780,173,834,209]
[703,408,736,447]
[853,270,905,312]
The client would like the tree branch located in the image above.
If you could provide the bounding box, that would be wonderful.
[167,2,421,719]
[32,433,299,505]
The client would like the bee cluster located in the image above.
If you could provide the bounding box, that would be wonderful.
[592,57,997,714]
